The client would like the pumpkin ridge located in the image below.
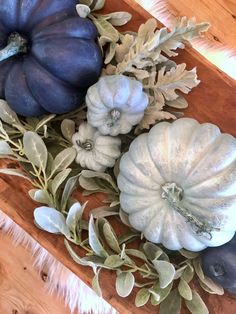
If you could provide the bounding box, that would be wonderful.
[167,118,199,184]
[18,0,42,30]
[0,60,15,98]
[147,123,170,183]
[130,204,161,231]
[143,206,168,242]
[31,37,102,88]
[185,161,236,196]
[5,61,46,116]
[32,17,98,41]
[129,143,164,187]
[23,56,83,114]
[27,0,77,33]
[182,125,222,184]
[118,174,157,197]
[184,139,236,189]
[121,151,161,190]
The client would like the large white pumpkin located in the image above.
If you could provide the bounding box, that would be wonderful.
[117,118,236,251]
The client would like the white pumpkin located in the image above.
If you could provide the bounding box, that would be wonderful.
[117,118,236,251]
[72,122,121,172]
[86,75,149,136]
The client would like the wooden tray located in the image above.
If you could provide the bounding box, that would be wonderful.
[0,1,235,313]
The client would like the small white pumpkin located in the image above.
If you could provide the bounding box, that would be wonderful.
[86,75,149,136]
[117,118,236,251]
[72,122,121,172]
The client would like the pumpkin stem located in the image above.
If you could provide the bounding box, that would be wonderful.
[161,182,220,239]
[76,140,93,151]
[0,32,28,62]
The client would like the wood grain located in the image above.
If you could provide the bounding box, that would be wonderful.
[164,0,236,50]
[0,231,70,314]
[0,1,235,313]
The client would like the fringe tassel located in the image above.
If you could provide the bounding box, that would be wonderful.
[0,210,116,314]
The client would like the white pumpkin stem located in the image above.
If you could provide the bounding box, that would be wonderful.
[76,140,93,151]
[0,32,28,62]
[161,182,220,239]
[110,109,121,121]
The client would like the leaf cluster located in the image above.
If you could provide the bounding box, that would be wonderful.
[101,17,209,131]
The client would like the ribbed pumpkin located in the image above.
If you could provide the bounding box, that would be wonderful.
[117,118,236,251]
[0,0,103,116]
[86,75,149,136]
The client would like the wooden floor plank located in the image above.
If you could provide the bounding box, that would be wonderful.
[0,231,70,314]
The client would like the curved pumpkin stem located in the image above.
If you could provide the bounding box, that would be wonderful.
[161,182,221,239]
[0,33,28,62]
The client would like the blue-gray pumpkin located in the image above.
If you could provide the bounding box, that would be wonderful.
[0,0,103,116]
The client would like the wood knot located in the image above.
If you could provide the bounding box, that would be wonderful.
[40,271,48,282]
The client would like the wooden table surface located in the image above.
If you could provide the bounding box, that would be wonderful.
[0,0,235,313]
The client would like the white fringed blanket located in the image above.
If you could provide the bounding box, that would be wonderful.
[0,210,116,314]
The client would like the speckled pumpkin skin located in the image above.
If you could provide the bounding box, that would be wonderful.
[118,118,236,251]
[0,0,103,116]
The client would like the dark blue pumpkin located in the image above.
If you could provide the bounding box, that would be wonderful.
[201,235,236,293]
[0,0,103,116]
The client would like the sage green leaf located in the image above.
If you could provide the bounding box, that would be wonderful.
[34,206,70,237]
[89,215,108,258]
[92,269,102,297]
[118,232,139,245]
[0,141,14,155]
[116,272,135,298]
[148,288,160,303]
[66,202,86,233]
[81,170,118,192]
[153,260,175,288]
[91,0,105,11]
[35,114,56,131]
[0,168,32,182]
[51,148,76,175]
[79,0,93,6]
[61,174,79,211]
[103,222,121,253]
[166,96,188,109]
[174,265,188,280]
[51,168,72,196]
[125,249,148,262]
[104,255,124,268]
[182,265,195,283]
[199,276,224,295]
[23,131,48,170]
[143,242,163,261]
[135,288,150,307]
[119,208,132,227]
[64,240,98,273]
[79,176,101,192]
[76,4,90,18]
[61,119,75,142]
[32,189,54,207]
[179,249,200,259]
[178,278,192,300]
[90,206,119,219]
[160,289,181,314]
[185,291,209,314]
[0,100,21,125]
[151,281,173,306]
[193,257,205,281]
[104,42,116,64]
[92,16,119,42]
[101,12,132,26]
